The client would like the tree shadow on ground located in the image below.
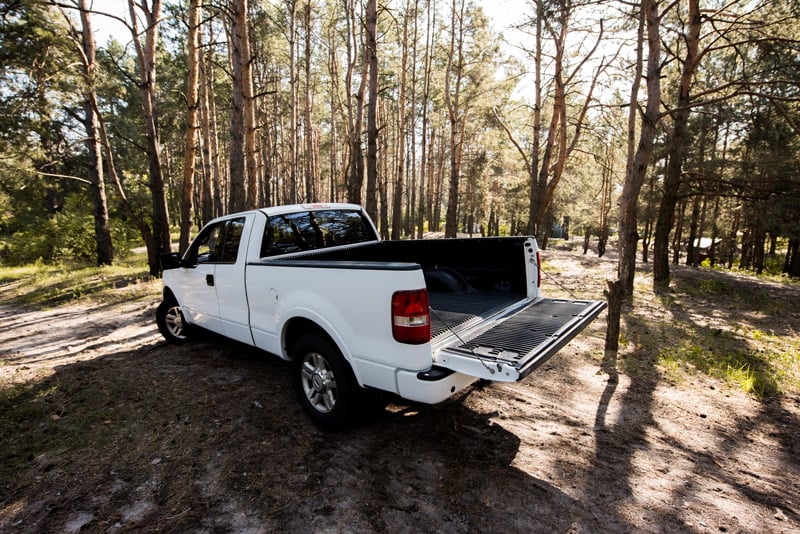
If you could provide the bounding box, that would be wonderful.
[581,312,662,533]
[0,269,153,309]
[659,264,799,398]
[1,336,588,533]
[581,262,800,532]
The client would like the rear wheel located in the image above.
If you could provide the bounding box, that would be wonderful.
[292,333,358,430]
[156,297,190,344]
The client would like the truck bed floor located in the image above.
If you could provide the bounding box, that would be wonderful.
[429,292,520,338]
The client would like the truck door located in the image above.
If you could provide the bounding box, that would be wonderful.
[180,221,226,334]
[214,216,255,345]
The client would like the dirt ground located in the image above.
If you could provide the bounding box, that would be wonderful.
[1,251,799,533]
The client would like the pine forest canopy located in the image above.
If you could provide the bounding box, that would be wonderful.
[0,0,798,283]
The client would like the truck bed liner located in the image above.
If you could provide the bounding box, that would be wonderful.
[428,292,520,338]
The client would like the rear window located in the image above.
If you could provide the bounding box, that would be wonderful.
[260,209,376,257]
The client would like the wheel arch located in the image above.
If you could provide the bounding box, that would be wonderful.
[284,317,335,359]
[282,317,361,385]
[162,286,178,303]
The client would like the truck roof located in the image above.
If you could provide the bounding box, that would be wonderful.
[257,203,364,218]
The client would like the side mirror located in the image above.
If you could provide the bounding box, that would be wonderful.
[160,252,183,271]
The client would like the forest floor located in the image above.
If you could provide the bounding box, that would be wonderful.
[1,248,799,533]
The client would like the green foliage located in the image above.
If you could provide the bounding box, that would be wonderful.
[657,322,800,400]
[658,342,782,399]
[698,278,731,294]
[0,195,139,266]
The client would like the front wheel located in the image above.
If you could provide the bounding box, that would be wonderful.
[156,297,191,345]
[292,333,358,430]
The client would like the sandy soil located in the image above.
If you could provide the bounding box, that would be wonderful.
[1,251,798,533]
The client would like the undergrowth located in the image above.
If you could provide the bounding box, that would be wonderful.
[658,340,796,399]
[0,253,158,308]
[651,270,800,399]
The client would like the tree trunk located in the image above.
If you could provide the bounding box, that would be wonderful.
[200,34,224,219]
[641,218,652,262]
[179,0,202,253]
[527,1,543,236]
[240,0,259,210]
[444,0,465,238]
[128,0,171,275]
[303,1,316,202]
[78,0,113,265]
[199,57,214,225]
[391,3,409,240]
[286,0,299,203]
[406,0,419,237]
[365,0,379,222]
[753,216,766,275]
[708,196,720,266]
[785,238,800,278]
[605,0,660,353]
[344,0,366,205]
[227,0,258,211]
[693,195,708,267]
[686,195,700,266]
[417,0,434,238]
[726,207,740,269]
[652,0,701,289]
[672,198,687,265]
[432,129,444,232]
[583,226,591,255]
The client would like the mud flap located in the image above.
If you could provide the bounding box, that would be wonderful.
[435,298,607,382]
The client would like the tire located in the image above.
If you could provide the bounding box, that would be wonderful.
[292,333,358,430]
[156,297,191,345]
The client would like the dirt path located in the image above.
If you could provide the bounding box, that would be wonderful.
[1,253,799,533]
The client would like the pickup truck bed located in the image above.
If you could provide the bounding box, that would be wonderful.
[263,236,605,382]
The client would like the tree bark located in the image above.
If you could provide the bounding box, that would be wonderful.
[605,0,661,354]
[344,0,366,205]
[652,0,701,289]
[303,1,316,202]
[417,0,434,238]
[240,0,259,210]
[78,0,113,265]
[228,0,257,211]
[128,0,171,274]
[179,0,202,253]
[444,0,465,238]
[391,3,409,240]
[365,0,379,222]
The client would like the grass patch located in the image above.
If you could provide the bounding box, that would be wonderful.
[657,330,799,399]
[625,264,800,399]
[0,253,159,308]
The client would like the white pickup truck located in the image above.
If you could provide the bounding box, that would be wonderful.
[157,203,605,428]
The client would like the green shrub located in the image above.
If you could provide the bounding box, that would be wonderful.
[1,196,139,266]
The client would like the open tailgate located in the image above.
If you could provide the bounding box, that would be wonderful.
[435,298,606,382]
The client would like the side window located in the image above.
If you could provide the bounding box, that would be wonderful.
[260,210,376,258]
[218,218,245,263]
[186,217,246,265]
[261,213,314,257]
[193,222,225,264]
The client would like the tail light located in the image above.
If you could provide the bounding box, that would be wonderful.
[392,289,431,344]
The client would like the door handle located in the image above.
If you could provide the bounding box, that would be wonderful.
[206,274,215,287]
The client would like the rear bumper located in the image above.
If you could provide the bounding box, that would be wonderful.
[395,367,478,404]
